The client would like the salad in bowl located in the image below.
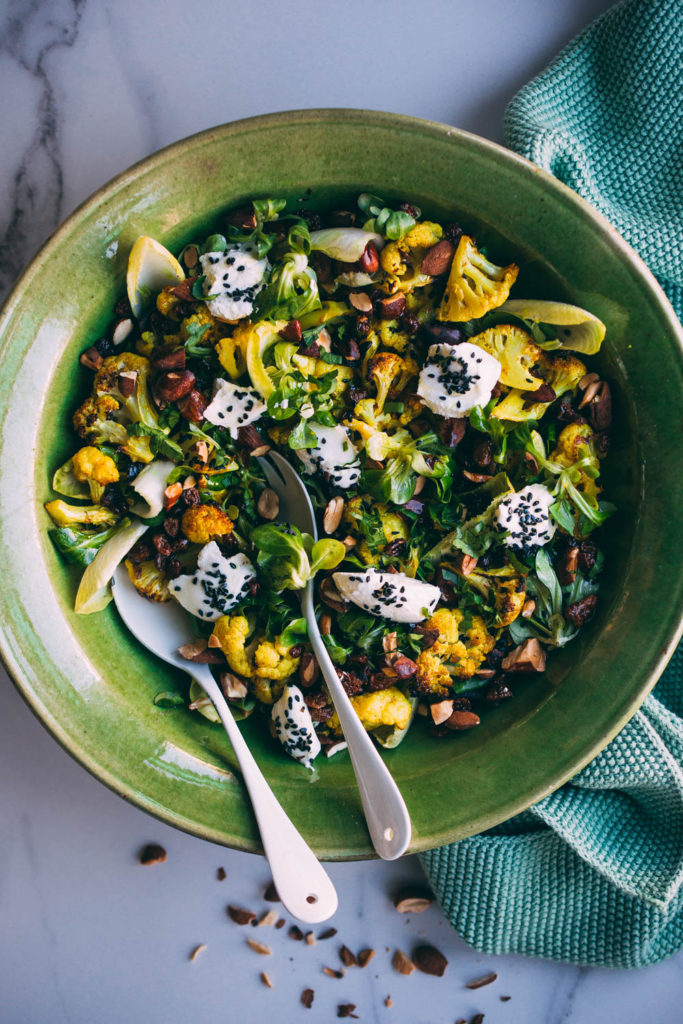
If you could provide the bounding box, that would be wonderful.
[44,193,614,770]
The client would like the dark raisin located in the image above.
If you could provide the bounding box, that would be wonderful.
[485,679,513,705]
[566,594,598,627]
[400,202,420,219]
[577,540,598,574]
[117,453,141,482]
[472,437,493,468]
[247,578,260,596]
[187,357,213,392]
[101,484,129,517]
[297,209,321,231]
[354,314,371,339]
[114,295,133,318]
[338,671,364,697]
[153,534,173,558]
[94,336,114,357]
[181,486,201,508]
[163,517,180,538]
[166,558,182,579]
[128,540,152,564]
[443,222,463,244]
[557,396,587,424]
[399,311,419,335]
[452,696,472,711]
[305,693,333,722]
[154,551,166,572]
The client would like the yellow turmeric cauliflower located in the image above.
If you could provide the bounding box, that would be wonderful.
[181,307,225,347]
[72,446,119,485]
[380,222,443,292]
[415,608,495,694]
[211,615,301,704]
[551,423,602,499]
[156,286,182,319]
[437,235,518,322]
[181,505,233,544]
[124,559,170,602]
[328,687,413,735]
[470,324,543,391]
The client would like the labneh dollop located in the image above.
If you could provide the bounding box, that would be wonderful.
[271,684,321,769]
[333,569,440,624]
[199,249,268,322]
[170,542,256,621]
[203,378,266,438]
[495,483,556,550]
[296,422,361,489]
[417,341,501,417]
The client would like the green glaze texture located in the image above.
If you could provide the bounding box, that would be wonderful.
[0,110,681,859]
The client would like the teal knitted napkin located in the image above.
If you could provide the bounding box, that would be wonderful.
[421,0,683,968]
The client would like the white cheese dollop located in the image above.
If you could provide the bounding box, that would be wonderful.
[199,249,268,322]
[203,378,267,439]
[271,684,321,769]
[333,569,441,624]
[169,542,256,621]
[418,342,501,417]
[495,483,556,550]
[296,422,361,490]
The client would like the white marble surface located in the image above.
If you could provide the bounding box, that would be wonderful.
[1,1,682,1022]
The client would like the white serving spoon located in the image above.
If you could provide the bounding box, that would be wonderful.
[112,565,338,923]
[259,451,412,860]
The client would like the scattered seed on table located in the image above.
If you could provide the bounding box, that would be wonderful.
[258,910,279,927]
[305,931,316,946]
[339,945,358,967]
[247,939,272,955]
[188,944,206,962]
[337,1004,358,1019]
[466,971,498,989]
[260,972,273,988]
[318,927,338,940]
[323,966,345,979]
[392,949,415,975]
[289,925,304,941]
[358,948,375,968]
[264,881,279,902]
[216,867,226,881]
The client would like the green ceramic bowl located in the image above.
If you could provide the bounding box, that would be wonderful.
[1,110,681,859]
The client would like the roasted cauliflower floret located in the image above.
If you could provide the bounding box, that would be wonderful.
[72,446,119,486]
[470,324,543,390]
[437,235,518,322]
[211,616,300,702]
[73,394,125,441]
[181,505,233,544]
[44,499,117,528]
[492,352,587,421]
[253,639,301,681]
[415,608,495,693]
[493,577,527,626]
[328,687,413,735]
[343,496,408,564]
[380,222,443,292]
[93,352,159,431]
[212,614,252,677]
[368,352,417,412]
[374,319,412,353]
[156,286,182,319]
[124,558,171,602]
[181,308,224,347]
[551,422,601,499]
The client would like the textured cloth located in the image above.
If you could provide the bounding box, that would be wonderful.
[420,0,683,968]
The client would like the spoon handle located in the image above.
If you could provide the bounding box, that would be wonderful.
[191,666,338,923]
[302,587,412,860]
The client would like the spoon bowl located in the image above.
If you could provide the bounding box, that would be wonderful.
[111,563,338,923]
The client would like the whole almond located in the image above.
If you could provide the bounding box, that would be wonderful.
[112,316,134,347]
[413,944,448,977]
[323,496,345,534]
[178,388,208,423]
[445,710,481,731]
[430,700,454,727]
[420,239,455,276]
[299,651,320,689]
[358,241,379,274]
